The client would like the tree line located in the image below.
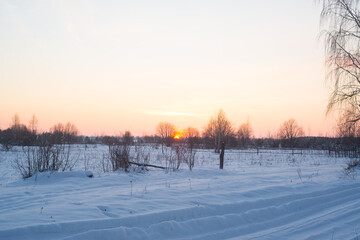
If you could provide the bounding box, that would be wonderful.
[0,114,79,150]
[155,109,307,151]
[1,110,359,152]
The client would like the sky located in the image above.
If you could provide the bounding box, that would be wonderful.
[0,0,335,137]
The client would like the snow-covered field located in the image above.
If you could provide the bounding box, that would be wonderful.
[1,145,360,240]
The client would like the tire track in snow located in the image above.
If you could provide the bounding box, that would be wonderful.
[1,182,360,240]
[145,184,360,240]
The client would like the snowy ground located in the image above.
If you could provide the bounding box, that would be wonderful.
[1,145,360,239]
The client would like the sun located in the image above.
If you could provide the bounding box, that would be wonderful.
[173,129,185,140]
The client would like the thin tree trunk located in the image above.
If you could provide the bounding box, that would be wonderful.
[219,142,225,169]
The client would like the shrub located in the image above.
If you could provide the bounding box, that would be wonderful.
[14,140,77,179]
[108,144,130,171]
[344,159,360,178]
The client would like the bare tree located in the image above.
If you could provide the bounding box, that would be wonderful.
[320,0,360,122]
[122,131,134,145]
[184,127,200,139]
[182,126,200,170]
[11,113,21,129]
[65,122,78,143]
[336,109,360,137]
[278,119,304,148]
[156,122,176,151]
[50,122,79,144]
[51,123,65,143]
[28,114,38,134]
[183,126,198,146]
[203,109,234,153]
[237,119,253,148]
[10,113,32,146]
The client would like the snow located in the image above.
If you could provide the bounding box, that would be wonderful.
[1,145,360,239]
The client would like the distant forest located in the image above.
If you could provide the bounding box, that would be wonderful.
[1,112,360,160]
[1,119,359,153]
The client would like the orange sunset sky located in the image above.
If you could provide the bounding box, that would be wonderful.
[0,0,336,137]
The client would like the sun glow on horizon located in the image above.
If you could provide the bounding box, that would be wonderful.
[173,128,187,140]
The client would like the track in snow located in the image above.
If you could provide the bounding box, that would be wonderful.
[1,147,360,239]
[1,176,360,239]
